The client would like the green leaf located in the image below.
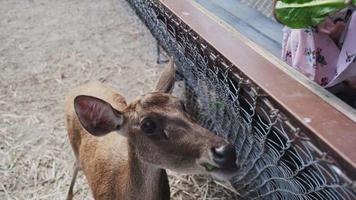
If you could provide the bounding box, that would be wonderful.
[202,163,217,172]
[275,0,355,28]
[280,0,313,3]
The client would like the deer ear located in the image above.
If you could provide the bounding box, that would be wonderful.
[155,57,176,93]
[74,95,124,137]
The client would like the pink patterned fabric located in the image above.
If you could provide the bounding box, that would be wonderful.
[281,11,356,88]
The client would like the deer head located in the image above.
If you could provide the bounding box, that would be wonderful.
[73,58,238,180]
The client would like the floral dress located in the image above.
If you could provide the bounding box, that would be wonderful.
[281,10,356,88]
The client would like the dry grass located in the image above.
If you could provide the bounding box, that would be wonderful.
[0,0,238,199]
[168,174,239,200]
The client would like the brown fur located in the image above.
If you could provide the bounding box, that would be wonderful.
[65,60,237,200]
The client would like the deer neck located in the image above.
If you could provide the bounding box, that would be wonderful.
[121,142,170,200]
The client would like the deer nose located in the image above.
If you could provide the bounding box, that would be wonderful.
[211,144,237,168]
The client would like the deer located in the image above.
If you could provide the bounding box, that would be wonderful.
[65,58,238,200]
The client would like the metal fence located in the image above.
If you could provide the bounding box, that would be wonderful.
[239,0,274,18]
[126,0,356,199]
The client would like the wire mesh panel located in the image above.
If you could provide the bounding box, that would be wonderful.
[239,0,274,18]
[126,0,356,199]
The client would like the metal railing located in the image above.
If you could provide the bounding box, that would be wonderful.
[126,0,356,199]
[239,0,274,18]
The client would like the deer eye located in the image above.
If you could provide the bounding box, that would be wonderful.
[141,119,157,134]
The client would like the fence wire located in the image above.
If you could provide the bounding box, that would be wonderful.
[125,0,356,199]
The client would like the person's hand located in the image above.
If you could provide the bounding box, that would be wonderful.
[317,17,346,41]
[272,0,279,22]
[345,0,352,5]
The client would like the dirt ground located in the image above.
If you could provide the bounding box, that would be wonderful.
[0,0,238,199]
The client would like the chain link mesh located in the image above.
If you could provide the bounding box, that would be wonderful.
[126,0,356,199]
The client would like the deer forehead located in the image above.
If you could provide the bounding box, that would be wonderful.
[139,93,181,110]
[122,93,184,125]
